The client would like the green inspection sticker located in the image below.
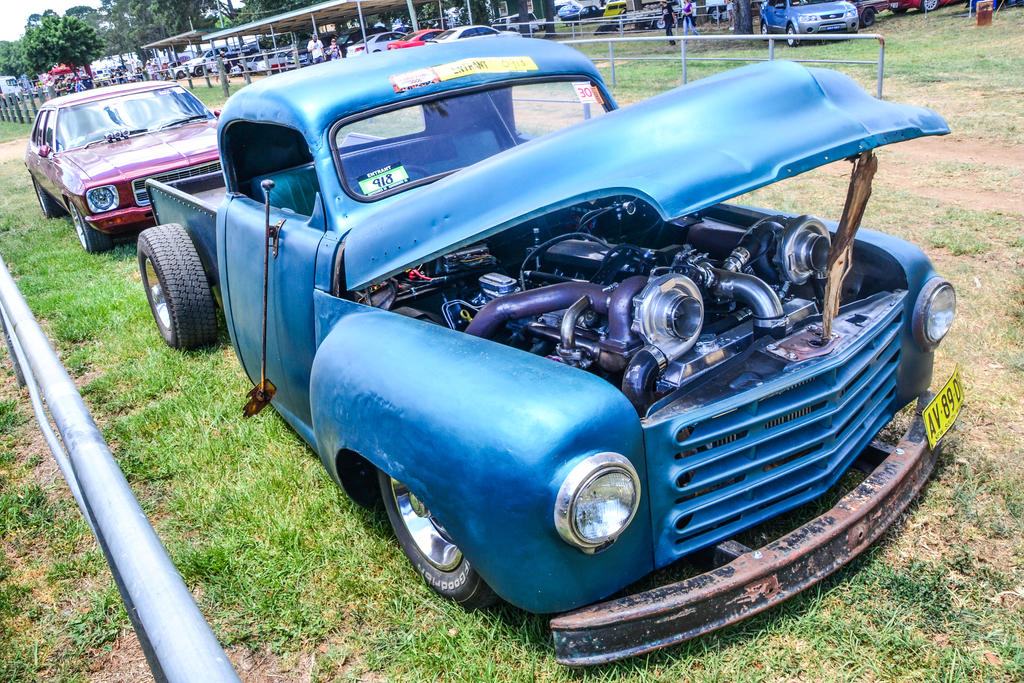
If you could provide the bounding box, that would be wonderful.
[357,164,410,196]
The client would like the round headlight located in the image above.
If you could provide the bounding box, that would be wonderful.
[913,277,956,350]
[86,185,119,213]
[554,453,640,551]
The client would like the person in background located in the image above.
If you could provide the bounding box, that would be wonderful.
[726,0,736,31]
[307,34,325,64]
[680,0,699,35]
[327,38,342,60]
[661,1,678,45]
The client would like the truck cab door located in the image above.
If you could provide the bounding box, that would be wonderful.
[220,181,325,436]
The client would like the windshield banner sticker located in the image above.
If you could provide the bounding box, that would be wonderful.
[389,68,440,93]
[433,56,539,81]
[358,164,411,196]
[389,57,539,93]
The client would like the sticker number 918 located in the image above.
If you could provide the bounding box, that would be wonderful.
[357,164,411,196]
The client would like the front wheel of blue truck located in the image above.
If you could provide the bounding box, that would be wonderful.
[378,470,499,610]
[137,223,218,350]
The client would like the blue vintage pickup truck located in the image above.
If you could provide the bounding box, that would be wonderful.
[139,37,960,664]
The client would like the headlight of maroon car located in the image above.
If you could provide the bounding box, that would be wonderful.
[86,185,119,213]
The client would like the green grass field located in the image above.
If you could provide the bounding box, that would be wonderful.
[1,7,1023,681]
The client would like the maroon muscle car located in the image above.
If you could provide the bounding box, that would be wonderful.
[24,82,220,252]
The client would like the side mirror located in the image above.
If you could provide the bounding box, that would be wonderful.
[39,144,51,158]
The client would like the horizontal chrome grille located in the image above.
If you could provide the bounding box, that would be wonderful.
[645,299,905,567]
[132,161,221,206]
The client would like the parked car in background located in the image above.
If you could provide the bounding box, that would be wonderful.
[492,12,542,32]
[426,25,503,42]
[387,28,445,49]
[349,31,407,55]
[245,50,293,72]
[853,0,890,25]
[136,37,957,666]
[24,82,219,252]
[558,0,603,21]
[760,0,859,46]
[338,26,390,54]
[178,49,220,77]
[1,75,23,96]
[888,0,958,11]
[597,0,672,31]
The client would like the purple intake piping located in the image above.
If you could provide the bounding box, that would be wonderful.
[466,276,648,349]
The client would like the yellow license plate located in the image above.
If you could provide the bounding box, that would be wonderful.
[923,367,964,449]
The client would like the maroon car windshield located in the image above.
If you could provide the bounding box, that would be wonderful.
[56,87,212,151]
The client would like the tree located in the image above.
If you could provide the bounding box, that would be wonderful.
[22,15,104,74]
[26,9,59,31]
[735,0,753,33]
[542,0,556,35]
[0,41,27,76]
[66,5,103,31]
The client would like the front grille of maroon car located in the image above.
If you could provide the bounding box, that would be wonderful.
[132,161,222,206]
[644,302,904,567]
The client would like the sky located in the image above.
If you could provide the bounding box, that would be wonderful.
[1,1,101,43]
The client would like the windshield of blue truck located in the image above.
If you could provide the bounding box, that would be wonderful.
[56,86,212,151]
[333,79,608,200]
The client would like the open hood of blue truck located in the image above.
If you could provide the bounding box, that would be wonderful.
[343,60,948,290]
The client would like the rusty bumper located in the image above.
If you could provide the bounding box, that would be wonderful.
[551,396,938,666]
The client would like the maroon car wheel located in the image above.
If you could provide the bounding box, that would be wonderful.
[32,177,67,219]
[69,203,113,253]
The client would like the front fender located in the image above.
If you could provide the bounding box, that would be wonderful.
[309,291,653,613]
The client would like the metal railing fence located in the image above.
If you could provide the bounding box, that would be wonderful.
[562,6,740,39]
[0,254,240,683]
[562,33,886,99]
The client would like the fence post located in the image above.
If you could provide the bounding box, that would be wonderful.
[203,64,212,89]
[0,95,8,123]
[681,38,688,84]
[877,39,885,99]
[769,37,775,60]
[187,69,194,89]
[609,41,616,88]
[243,58,252,85]
[218,55,229,98]
[28,92,39,117]
[14,96,25,123]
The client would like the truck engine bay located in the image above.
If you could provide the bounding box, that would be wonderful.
[354,197,906,415]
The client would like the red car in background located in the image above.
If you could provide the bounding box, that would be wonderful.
[387,28,445,49]
[888,0,956,12]
[24,82,220,252]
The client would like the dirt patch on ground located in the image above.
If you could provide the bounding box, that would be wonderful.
[87,631,389,682]
[814,136,1024,215]
[0,139,25,163]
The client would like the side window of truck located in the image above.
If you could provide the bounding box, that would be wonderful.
[221,120,321,216]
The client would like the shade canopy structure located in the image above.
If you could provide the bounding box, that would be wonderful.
[142,29,219,50]
[206,0,436,42]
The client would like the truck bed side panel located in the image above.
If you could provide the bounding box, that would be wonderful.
[147,174,224,289]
